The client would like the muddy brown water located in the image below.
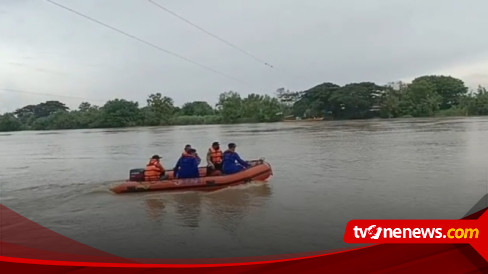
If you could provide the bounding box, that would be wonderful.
[1,117,487,259]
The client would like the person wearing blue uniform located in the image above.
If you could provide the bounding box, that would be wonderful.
[174,148,200,178]
[222,143,250,174]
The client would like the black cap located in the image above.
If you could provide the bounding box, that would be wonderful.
[228,143,236,148]
[151,155,161,159]
[185,144,191,148]
[212,141,219,146]
[188,148,197,153]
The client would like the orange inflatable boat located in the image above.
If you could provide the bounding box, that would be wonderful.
[110,160,272,194]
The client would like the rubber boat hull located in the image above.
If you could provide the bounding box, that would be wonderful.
[110,160,272,194]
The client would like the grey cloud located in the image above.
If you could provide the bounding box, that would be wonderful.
[1,0,488,113]
[463,73,488,89]
[7,61,66,76]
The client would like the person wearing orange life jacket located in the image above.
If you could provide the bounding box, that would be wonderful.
[182,144,201,165]
[144,155,166,181]
[206,141,223,176]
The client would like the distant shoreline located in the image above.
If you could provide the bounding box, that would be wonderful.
[2,115,485,133]
[2,76,487,132]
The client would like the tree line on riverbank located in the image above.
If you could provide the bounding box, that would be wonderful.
[0,92,283,131]
[1,74,487,132]
[278,75,488,119]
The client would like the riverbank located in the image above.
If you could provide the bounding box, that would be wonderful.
[3,75,487,132]
[2,113,485,133]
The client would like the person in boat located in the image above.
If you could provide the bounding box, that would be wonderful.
[183,144,191,154]
[174,148,200,179]
[183,144,201,164]
[206,141,223,176]
[222,143,250,174]
[144,155,166,181]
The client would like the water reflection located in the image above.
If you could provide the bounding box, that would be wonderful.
[36,131,63,135]
[173,193,203,228]
[205,183,272,233]
[144,198,166,220]
[147,127,176,134]
[142,183,272,231]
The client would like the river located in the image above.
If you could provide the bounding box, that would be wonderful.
[1,117,487,259]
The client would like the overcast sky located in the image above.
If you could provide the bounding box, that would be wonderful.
[1,0,488,113]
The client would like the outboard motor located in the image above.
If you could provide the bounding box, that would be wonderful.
[129,168,145,182]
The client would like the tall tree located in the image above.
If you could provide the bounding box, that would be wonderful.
[33,101,69,118]
[379,82,409,118]
[216,91,242,122]
[473,86,488,115]
[328,82,384,119]
[258,95,283,122]
[48,111,80,130]
[0,113,22,131]
[180,101,214,116]
[13,101,69,126]
[412,75,468,109]
[276,88,300,105]
[14,104,36,124]
[140,106,161,126]
[292,82,340,118]
[99,99,141,127]
[78,102,98,112]
[76,102,101,128]
[403,80,442,117]
[146,93,175,124]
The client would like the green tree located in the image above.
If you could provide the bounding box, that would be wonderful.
[476,86,488,115]
[459,93,476,116]
[258,95,283,122]
[146,93,175,124]
[140,106,161,126]
[14,104,37,125]
[48,111,80,129]
[411,75,468,109]
[328,82,384,119]
[239,94,280,122]
[78,102,98,112]
[379,82,408,118]
[241,93,263,119]
[147,93,175,114]
[180,101,214,116]
[292,82,340,118]
[99,99,141,128]
[33,101,69,118]
[276,88,300,105]
[76,102,101,128]
[13,101,69,127]
[402,80,442,117]
[31,117,50,130]
[216,91,242,123]
[0,113,22,131]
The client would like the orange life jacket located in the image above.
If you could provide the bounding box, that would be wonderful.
[209,147,223,164]
[144,159,164,181]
